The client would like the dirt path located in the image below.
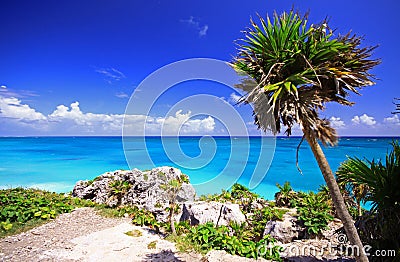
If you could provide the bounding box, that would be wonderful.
[0,208,203,262]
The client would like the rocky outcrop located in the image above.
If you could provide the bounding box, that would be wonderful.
[263,209,304,243]
[179,201,246,226]
[72,166,196,210]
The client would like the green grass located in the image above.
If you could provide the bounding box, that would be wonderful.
[94,205,137,218]
[165,234,205,254]
[0,218,49,238]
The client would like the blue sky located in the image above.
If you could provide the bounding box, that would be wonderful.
[0,0,399,136]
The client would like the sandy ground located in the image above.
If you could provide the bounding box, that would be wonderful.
[0,208,203,262]
[0,207,350,262]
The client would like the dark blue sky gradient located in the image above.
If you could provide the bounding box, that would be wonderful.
[0,0,399,136]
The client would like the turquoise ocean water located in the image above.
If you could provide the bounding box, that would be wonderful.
[0,137,396,199]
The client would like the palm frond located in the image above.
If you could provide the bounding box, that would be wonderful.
[232,10,380,145]
[336,141,400,212]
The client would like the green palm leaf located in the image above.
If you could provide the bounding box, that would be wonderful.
[232,10,380,145]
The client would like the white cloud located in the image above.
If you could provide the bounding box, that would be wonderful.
[229,93,242,104]
[0,96,215,136]
[182,116,215,134]
[329,116,345,129]
[0,96,46,122]
[148,110,215,135]
[115,92,129,99]
[48,103,215,135]
[199,25,208,37]
[384,114,400,125]
[351,114,376,126]
[180,16,209,37]
[95,67,126,84]
[48,101,125,131]
[0,87,39,98]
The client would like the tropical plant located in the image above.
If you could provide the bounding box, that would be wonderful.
[336,175,368,217]
[108,180,131,206]
[0,188,94,237]
[187,222,282,260]
[230,183,259,200]
[275,181,296,207]
[231,10,379,261]
[230,183,259,213]
[317,184,361,219]
[337,141,400,213]
[175,220,191,235]
[337,141,400,254]
[131,207,160,231]
[197,183,260,213]
[249,206,287,241]
[160,177,183,235]
[295,191,334,236]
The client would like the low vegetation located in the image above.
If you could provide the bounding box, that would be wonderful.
[295,192,334,236]
[186,222,281,260]
[0,187,94,238]
[159,172,188,236]
[274,182,335,236]
[0,182,336,260]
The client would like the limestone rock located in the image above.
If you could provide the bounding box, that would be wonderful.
[263,210,304,243]
[179,201,246,226]
[71,166,196,212]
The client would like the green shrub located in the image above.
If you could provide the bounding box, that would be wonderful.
[187,222,282,260]
[275,181,297,207]
[0,187,94,237]
[175,220,191,235]
[130,207,160,231]
[0,188,73,225]
[249,206,287,241]
[197,183,260,213]
[295,192,334,236]
[230,183,259,200]
[109,180,131,196]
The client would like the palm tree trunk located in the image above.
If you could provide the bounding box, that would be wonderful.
[169,203,176,236]
[303,127,368,262]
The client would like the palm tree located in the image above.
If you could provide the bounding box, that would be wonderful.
[231,11,380,262]
[160,178,183,236]
[337,141,400,254]
[336,173,369,217]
